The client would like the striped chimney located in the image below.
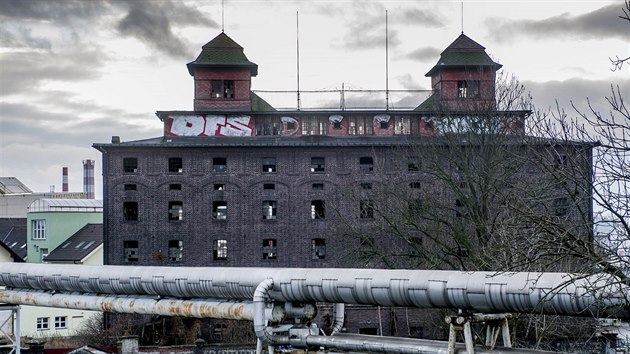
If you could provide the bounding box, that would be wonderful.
[83,160,95,199]
[62,167,69,192]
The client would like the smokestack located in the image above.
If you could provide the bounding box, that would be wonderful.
[62,167,69,192]
[83,160,95,199]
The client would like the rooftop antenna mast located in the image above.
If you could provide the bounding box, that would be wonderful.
[385,10,390,110]
[221,0,225,32]
[461,1,464,34]
[296,11,301,110]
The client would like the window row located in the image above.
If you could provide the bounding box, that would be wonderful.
[123,238,326,263]
[36,316,67,330]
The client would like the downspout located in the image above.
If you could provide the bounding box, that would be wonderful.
[253,278,289,346]
[331,303,344,335]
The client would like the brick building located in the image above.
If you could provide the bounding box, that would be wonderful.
[94,32,593,339]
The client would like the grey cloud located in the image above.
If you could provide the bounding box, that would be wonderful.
[396,8,444,28]
[0,0,108,22]
[406,47,440,62]
[0,26,51,50]
[487,3,627,42]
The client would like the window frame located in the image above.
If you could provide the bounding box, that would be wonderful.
[262,200,277,220]
[310,157,325,173]
[262,239,277,260]
[168,157,183,173]
[54,316,67,329]
[213,201,228,220]
[36,317,49,330]
[123,240,139,263]
[123,157,138,173]
[32,220,46,240]
[312,238,326,260]
[123,201,139,221]
[168,240,183,262]
[213,239,228,260]
[168,201,184,221]
[262,157,277,173]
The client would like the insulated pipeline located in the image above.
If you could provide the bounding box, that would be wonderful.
[0,263,628,318]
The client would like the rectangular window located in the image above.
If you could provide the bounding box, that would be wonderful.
[311,200,325,219]
[211,80,222,98]
[168,240,183,262]
[211,80,234,99]
[554,197,569,217]
[394,116,410,135]
[123,157,138,173]
[213,239,227,260]
[36,317,49,330]
[213,201,228,220]
[223,80,234,98]
[312,238,326,260]
[262,157,277,173]
[263,183,275,190]
[409,182,421,189]
[312,183,324,190]
[458,80,479,98]
[32,220,46,240]
[214,183,225,191]
[124,184,137,191]
[168,201,183,221]
[168,157,183,173]
[360,200,374,219]
[301,116,327,135]
[359,157,374,173]
[123,202,138,221]
[169,183,182,190]
[310,157,325,172]
[262,200,277,220]
[348,116,373,135]
[255,117,282,136]
[54,316,67,329]
[213,157,227,172]
[262,239,277,260]
[124,240,139,263]
[407,158,420,172]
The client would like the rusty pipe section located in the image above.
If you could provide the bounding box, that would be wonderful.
[1,263,629,318]
[0,289,286,321]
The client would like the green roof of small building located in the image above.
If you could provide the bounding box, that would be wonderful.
[425,33,502,76]
[187,32,258,76]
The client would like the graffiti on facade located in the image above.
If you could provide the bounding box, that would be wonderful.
[166,115,254,137]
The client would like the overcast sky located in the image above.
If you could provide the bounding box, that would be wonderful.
[0,0,628,199]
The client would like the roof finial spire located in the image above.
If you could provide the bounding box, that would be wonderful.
[461,1,464,34]
[221,0,225,32]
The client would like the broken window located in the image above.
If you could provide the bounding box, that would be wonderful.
[123,157,138,173]
[359,156,374,173]
[348,116,373,135]
[214,183,225,191]
[263,239,277,259]
[311,157,325,172]
[123,202,138,221]
[168,240,183,262]
[409,182,421,189]
[124,240,139,263]
[262,200,277,220]
[213,157,227,172]
[255,117,282,136]
[213,201,227,220]
[169,183,182,190]
[311,200,325,219]
[302,116,327,135]
[262,157,277,173]
[394,116,410,135]
[379,120,388,129]
[407,158,420,172]
[124,184,137,191]
[360,200,374,219]
[263,183,275,190]
[312,238,326,260]
[312,183,324,190]
[213,239,227,260]
[211,80,234,99]
[458,80,479,98]
[168,201,183,221]
[168,157,183,173]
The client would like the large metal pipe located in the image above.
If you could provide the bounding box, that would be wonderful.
[0,289,279,321]
[1,263,628,318]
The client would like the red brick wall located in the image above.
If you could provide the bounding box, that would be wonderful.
[193,68,252,111]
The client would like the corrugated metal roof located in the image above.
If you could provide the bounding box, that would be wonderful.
[0,177,32,194]
[28,199,103,213]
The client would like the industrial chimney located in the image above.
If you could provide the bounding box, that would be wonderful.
[83,160,95,199]
[62,167,69,192]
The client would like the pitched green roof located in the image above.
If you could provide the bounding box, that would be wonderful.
[425,33,502,76]
[250,91,276,112]
[187,32,258,76]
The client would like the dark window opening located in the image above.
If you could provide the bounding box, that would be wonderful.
[407,159,420,172]
[359,157,374,172]
[213,157,227,172]
[213,239,227,260]
[361,182,372,190]
[255,117,282,136]
[360,200,374,219]
[213,201,227,220]
[286,121,296,130]
[211,80,234,99]
[123,158,138,173]
[348,116,373,135]
[123,241,139,263]
[262,200,277,220]
[312,238,326,260]
[263,239,277,259]
[312,183,324,190]
[168,157,183,173]
[333,121,342,129]
[302,116,327,135]
[168,240,183,262]
[263,183,275,190]
[123,202,138,221]
[124,184,137,191]
[168,201,183,221]
[169,183,182,190]
[311,157,325,172]
[379,121,388,129]
[262,157,277,173]
[214,183,225,191]
[458,80,479,98]
[409,182,421,189]
[311,200,325,219]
